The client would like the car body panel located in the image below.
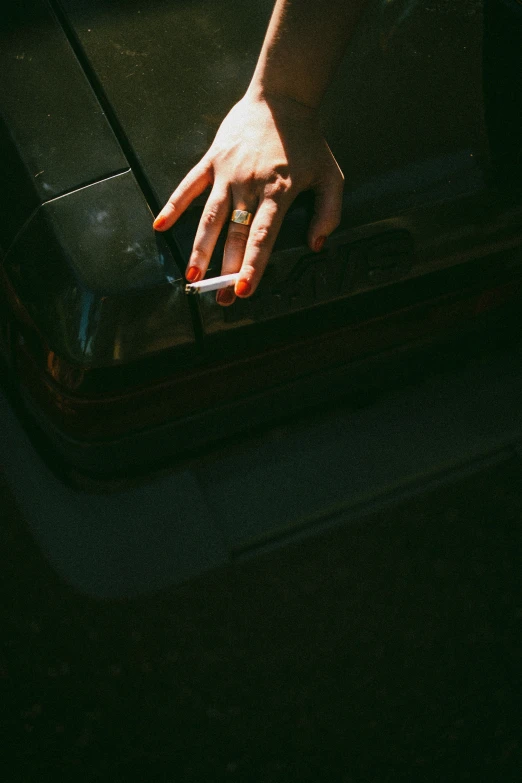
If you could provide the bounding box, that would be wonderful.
[3,170,195,367]
[0,1,128,253]
[59,0,486,209]
[2,0,522,475]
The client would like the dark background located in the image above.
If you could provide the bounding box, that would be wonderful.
[1,425,522,782]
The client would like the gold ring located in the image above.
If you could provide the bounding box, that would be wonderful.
[230,209,254,226]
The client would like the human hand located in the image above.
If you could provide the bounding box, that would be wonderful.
[153,91,344,305]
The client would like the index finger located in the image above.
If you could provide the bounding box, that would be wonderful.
[234,197,289,297]
[153,159,213,231]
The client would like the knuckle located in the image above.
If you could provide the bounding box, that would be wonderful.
[190,248,207,264]
[238,170,257,188]
[264,178,292,200]
[201,205,222,229]
[240,263,257,280]
[226,230,248,250]
[326,212,341,232]
[249,225,271,247]
[272,163,291,180]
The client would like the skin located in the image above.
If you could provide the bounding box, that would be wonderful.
[154,0,370,305]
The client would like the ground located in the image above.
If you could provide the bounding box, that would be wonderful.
[1,451,522,782]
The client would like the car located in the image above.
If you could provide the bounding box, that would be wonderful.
[1,0,522,479]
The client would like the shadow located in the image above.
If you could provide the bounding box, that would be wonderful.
[483,0,522,196]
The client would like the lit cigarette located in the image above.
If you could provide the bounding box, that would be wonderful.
[185,272,240,295]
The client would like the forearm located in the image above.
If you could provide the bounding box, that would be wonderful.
[248,0,370,111]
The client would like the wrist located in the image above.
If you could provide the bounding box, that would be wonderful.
[245,81,320,120]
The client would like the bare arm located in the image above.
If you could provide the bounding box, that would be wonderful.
[154,0,369,305]
[250,0,368,110]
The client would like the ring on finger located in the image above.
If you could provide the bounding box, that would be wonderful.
[230,209,254,226]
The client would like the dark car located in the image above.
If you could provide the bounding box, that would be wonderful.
[1,0,522,478]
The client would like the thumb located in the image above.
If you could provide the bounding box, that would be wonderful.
[307,169,344,252]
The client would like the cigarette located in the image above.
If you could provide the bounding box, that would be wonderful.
[185,272,240,295]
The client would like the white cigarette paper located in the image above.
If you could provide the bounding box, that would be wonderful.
[185,272,240,295]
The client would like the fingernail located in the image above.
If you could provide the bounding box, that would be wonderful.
[185,266,200,283]
[235,279,251,297]
[153,215,168,230]
[314,235,326,252]
[216,288,236,306]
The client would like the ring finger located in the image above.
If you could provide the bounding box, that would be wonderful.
[216,194,258,306]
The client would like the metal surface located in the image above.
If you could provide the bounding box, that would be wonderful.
[0,1,128,252]
[3,171,195,367]
[3,347,522,595]
[57,0,274,206]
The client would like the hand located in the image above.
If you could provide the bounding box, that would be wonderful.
[153,91,344,306]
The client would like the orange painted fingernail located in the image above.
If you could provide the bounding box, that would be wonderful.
[185,266,200,282]
[153,215,168,230]
[216,288,236,306]
[235,279,251,297]
[314,235,326,252]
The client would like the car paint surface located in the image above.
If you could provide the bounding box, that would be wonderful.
[2,0,522,475]
[0,1,127,251]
